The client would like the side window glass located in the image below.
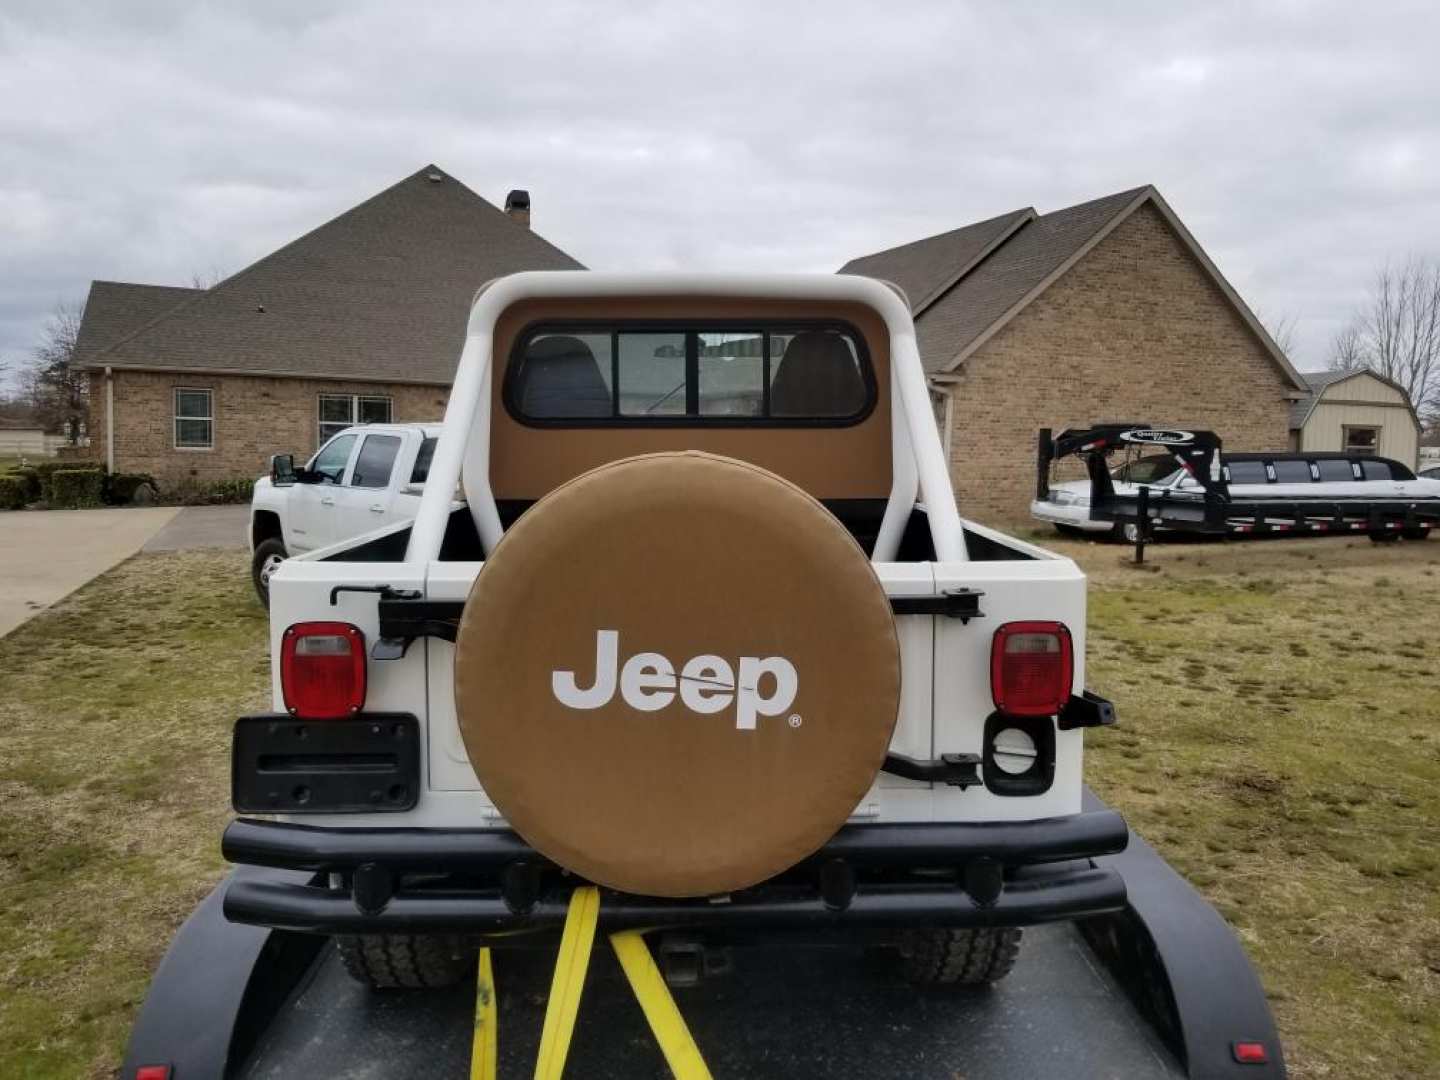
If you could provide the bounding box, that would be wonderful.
[350,435,403,489]
[310,434,357,484]
[1360,460,1393,481]
[1271,459,1312,483]
[1225,461,1267,485]
[410,437,437,484]
[1316,459,1354,482]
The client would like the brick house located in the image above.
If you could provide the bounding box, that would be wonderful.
[841,186,1308,522]
[72,165,582,490]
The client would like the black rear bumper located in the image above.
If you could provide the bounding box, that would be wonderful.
[221,811,1129,936]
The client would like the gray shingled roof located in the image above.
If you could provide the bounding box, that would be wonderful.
[76,165,584,383]
[1288,370,1354,428]
[837,208,1034,315]
[912,187,1150,373]
[72,282,202,365]
[840,185,1305,392]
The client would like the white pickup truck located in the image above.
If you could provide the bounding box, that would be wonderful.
[249,423,441,604]
[222,272,1125,992]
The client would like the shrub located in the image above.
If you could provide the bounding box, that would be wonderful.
[0,475,26,510]
[6,466,41,503]
[34,460,101,502]
[104,472,158,505]
[204,477,255,504]
[49,469,105,509]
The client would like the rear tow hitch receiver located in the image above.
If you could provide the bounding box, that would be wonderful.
[656,934,733,988]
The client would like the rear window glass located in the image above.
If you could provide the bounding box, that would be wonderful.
[1225,461,1268,485]
[1361,460,1393,481]
[410,437,437,484]
[1316,459,1355,482]
[507,325,872,425]
[1270,459,1313,483]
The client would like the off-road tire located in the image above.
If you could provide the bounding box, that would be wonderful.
[898,927,1023,987]
[251,538,288,608]
[335,933,473,989]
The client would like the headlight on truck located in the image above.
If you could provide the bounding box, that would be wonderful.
[281,621,367,719]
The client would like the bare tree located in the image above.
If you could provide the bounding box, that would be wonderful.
[1331,324,1365,371]
[1259,310,1298,359]
[26,301,90,442]
[190,266,226,289]
[1333,257,1440,415]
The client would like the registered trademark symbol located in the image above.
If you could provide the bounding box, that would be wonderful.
[788,714,802,728]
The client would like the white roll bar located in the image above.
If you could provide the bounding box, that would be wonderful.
[406,272,966,564]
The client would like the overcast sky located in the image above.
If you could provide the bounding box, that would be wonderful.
[3,0,1438,383]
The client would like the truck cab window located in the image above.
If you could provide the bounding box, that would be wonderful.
[309,434,357,484]
[350,435,402,489]
[410,437,438,484]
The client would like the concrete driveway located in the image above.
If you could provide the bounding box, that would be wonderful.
[0,507,179,637]
[0,504,249,638]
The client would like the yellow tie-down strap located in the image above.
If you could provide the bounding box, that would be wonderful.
[471,885,714,1080]
[609,930,714,1080]
[471,947,498,1080]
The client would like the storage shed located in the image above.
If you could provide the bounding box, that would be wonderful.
[1288,370,1419,467]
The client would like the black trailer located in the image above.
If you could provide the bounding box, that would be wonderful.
[1036,424,1440,542]
[122,789,1284,1080]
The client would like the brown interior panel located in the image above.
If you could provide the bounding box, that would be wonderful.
[488,296,892,500]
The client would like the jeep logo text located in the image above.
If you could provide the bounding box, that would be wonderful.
[552,630,798,730]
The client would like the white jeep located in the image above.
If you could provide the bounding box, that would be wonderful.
[248,423,442,605]
[222,272,1125,990]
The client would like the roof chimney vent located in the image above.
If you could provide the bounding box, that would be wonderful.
[505,189,531,229]
[427,170,443,182]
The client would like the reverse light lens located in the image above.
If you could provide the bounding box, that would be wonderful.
[281,621,366,719]
[991,621,1073,717]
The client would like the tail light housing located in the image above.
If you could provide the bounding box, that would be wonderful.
[991,621,1072,717]
[281,622,366,719]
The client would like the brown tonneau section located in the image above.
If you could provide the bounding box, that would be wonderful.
[489,296,892,501]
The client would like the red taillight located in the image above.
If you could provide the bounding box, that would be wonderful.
[134,1067,172,1080]
[280,621,366,719]
[990,621,1073,717]
[1232,1041,1269,1064]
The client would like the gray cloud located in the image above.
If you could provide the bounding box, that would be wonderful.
[2,0,1438,379]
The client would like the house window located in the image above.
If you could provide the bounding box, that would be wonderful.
[1343,426,1379,454]
[174,388,213,449]
[318,393,392,446]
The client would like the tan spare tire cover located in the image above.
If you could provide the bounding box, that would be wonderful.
[454,452,900,897]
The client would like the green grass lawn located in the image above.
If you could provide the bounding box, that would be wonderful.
[0,538,1436,1077]
[0,551,268,1079]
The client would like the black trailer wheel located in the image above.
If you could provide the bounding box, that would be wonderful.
[251,538,288,608]
[1402,526,1431,541]
[1368,530,1401,544]
[336,934,474,989]
[898,926,1022,987]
